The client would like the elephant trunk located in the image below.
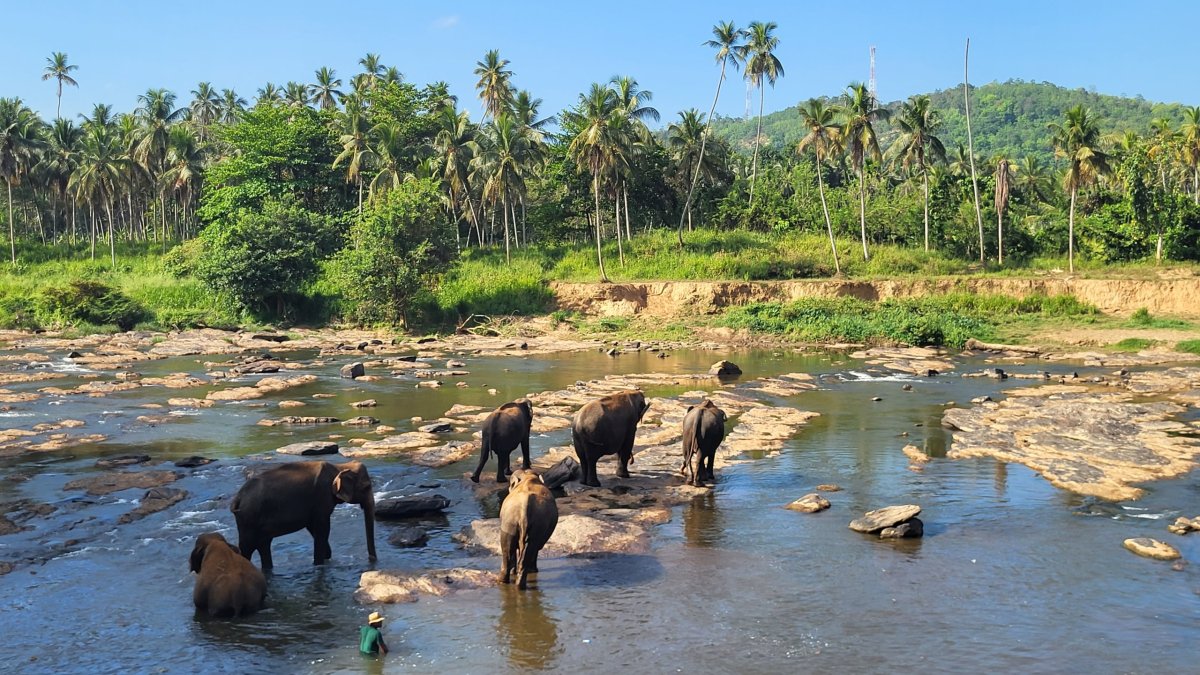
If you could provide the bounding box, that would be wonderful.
[362,492,377,562]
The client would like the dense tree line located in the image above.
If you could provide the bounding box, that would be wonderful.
[2,26,1200,324]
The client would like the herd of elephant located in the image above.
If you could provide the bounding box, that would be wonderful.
[189,389,728,617]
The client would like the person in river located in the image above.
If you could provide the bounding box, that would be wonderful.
[359,611,389,656]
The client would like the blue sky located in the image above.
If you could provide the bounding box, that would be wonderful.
[3,1,1199,126]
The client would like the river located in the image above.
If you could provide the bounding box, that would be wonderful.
[0,345,1196,673]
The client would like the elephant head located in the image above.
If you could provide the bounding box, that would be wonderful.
[632,391,650,422]
[332,461,377,562]
[513,398,533,423]
[190,532,238,573]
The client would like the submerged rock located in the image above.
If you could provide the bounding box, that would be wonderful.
[276,441,339,456]
[1123,537,1181,560]
[118,487,188,524]
[418,421,453,434]
[387,526,430,548]
[880,517,924,539]
[174,456,215,468]
[95,454,152,469]
[375,494,451,520]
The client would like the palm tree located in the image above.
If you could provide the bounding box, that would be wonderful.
[381,67,404,85]
[678,21,743,248]
[1181,106,1200,205]
[797,98,843,274]
[70,122,126,266]
[474,50,513,121]
[42,52,79,120]
[890,95,945,252]
[368,122,407,202]
[219,89,247,124]
[668,109,710,232]
[473,114,528,262]
[994,157,1014,264]
[134,88,184,244]
[1049,105,1111,273]
[189,82,221,135]
[40,118,82,243]
[0,98,45,261]
[309,67,344,111]
[567,83,621,281]
[737,21,783,207]
[610,76,658,243]
[359,53,385,89]
[432,108,480,248]
[963,39,985,262]
[333,105,374,215]
[840,82,889,261]
[255,83,283,106]
[284,82,310,108]
[1015,155,1051,204]
[162,125,203,237]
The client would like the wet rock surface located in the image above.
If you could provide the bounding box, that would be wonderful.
[63,470,180,496]
[117,487,188,524]
[276,441,340,456]
[387,526,430,548]
[356,568,496,604]
[786,493,831,513]
[850,346,956,375]
[849,505,922,533]
[1123,537,1181,560]
[375,494,451,520]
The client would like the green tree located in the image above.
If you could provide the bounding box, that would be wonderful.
[841,82,889,260]
[0,98,46,263]
[1049,105,1111,272]
[797,98,842,273]
[474,50,513,121]
[334,102,374,215]
[195,197,334,318]
[69,121,126,266]
[189,82,221,139]
[42,52,79,120]
[1180,106,1200,205]
[890,95,946,252]
[566,83,621,281]
[255,83,283,106]
[737,21,783,207]
[331,178,454,325]
[473,113,529,262]
[309,67,344,111]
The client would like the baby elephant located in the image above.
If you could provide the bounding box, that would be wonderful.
[471,398,533,483]
[681,399,727,487]
[190,532,267,617]
[499,470,559,590]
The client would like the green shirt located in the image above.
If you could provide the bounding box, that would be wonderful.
[359,625,383,654]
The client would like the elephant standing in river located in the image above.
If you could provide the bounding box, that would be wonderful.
[190,532,267,617]
[499,470,558,590]
[471,399,533,484]
[231,460,377,570]
[681,399,727,487]
[571,390,649,487]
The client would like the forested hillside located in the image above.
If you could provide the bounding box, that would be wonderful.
[713,80,1191,161]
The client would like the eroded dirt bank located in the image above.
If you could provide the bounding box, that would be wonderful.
[551,277,1200,318]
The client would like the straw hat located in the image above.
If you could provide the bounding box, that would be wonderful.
[368,612,384,626]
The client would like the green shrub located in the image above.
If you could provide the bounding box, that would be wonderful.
[40,280,146,331]
[1174,339,1200,354]
[162,239,205,278]
[435,258,553,318]
[1113,337,1156,351]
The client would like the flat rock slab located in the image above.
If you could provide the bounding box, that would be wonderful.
[849,505,922,533]
[1168,516,1200,535]
[63,470,179,496]
[850,346,955,375]
[944,385,1200,501]
[95,454,151,468]
[786,493,830,513]
[356,568,496,604]
[1124,537,1181,560]
[455,514,650,557]
[375,494,451,519]
[118,487,188,524]
[276,441,340,456]
[418,421,453,434]
[206,375,318,401]
[258,416,339,427]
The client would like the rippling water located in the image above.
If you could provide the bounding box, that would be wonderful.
[0,347,1197,673]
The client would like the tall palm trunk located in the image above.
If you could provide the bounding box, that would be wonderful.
[922,166,930,252]
[1194,166,1198,205]
[749,85,765,207]
[502,195,510,263]
[614,188,624,267]
[816,162,840,274]
[679,59,729,249]
[1067,187,1076,274]
[858,166,869,261]
[593,176,608,282]
[106,198,116,269]
[5,182,13,264]
[357,177,363,216]
[89,202,96,260]
[997,209,1004,265]
[623,186,632,241]
[964,38,984,263]
[56,81,63,119]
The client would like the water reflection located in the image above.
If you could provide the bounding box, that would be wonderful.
[682,491,724,548]
[498,586,559,671]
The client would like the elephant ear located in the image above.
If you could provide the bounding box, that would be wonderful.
[686,405,696,413]
[519,399,533,420]
[189,541,205,574]
[333,469,358,504]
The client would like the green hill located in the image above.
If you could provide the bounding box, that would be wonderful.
[712,80,1191,162]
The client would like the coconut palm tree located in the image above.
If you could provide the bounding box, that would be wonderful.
[70,122,127,266]
[797,98,843,273]
[840,82,889,261]
[432,108,480,247]
[42,52,79,120]
[189,82,221,137]
[219,89,247,124]
[39,118,82,242]
[1049,105,1111,273]
[381,67,404,85]
[309,67,344,111]
[1015,155,1051,204]
[134,89,184,244]
[678,21,744,248]
[474,50,513,121]
[333,104,374,215]
[994,156,1014,264]
[0,98,46,261]
[256,83,283,106]
[1180,106,1200,205]
[284,82,310,108]
[890,95,945,252]
[668,109,709,232]
[737,21,783,207]
[610,76,658,243]
[162,125,203,237]
[473,113,529,262]
[567,83,622,281]
[368,122,407,202]
[359,53,385,88]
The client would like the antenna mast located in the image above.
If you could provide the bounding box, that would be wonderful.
[869,45,877,100]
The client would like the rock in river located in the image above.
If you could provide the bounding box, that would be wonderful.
[708,360,742,377]
[63,470,179,496]
[276,441,340,456]
[356,568,495,604]
[880,517,924,539]
[340,362,365,379]
[1123,537,1181,560]
[95,454,152,469]
[786,493,831,513]
[118,487,188,524]
[174,456,215,468]
[849,504,922,534]
[456,513,650,557]
[418,421,453,434]
[374,494,451,520]
[388,526,430,548]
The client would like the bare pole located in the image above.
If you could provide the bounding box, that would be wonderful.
[964,38,984,263]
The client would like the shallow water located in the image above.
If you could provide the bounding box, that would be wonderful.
[0,346,1197,674]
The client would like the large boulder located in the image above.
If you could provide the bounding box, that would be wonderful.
[276,441,339,456]
[375,494,451,520]
[455,514,650,557]
[786,493,830,513]
[541,457,580,490]
[708,360,742,377]
[849,505,922,534]
[355,568,495,604]
[880,517,924,539]
[1124,537,1181,560]
[340,362,365,379]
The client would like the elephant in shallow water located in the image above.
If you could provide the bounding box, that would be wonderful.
[471,399,533,484]
[571,390,649,488]
[499,470,559,590]
[681,398,726,487]
[231,460,377,570]
[190,532,267,617]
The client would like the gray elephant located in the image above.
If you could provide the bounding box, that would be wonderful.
[681,398,727,487]
[190,531,267,617]
[499,470,559,590]
[231,460,377,570]
[471,398,533,484]
[571,390,649,487]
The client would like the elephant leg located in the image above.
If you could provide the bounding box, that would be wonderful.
[470,439,491,483]
[704,451,716,481]
[574,436,600,487]
[517,547,536,590]
[616,452,631,479]
[520,435,531,471]
[307,522,332,565]
[257,539,274,571]
[236,528,256,562]
[498,531,516,584]
[498,449,511,483]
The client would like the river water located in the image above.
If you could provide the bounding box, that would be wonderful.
[0,346,1196,674]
